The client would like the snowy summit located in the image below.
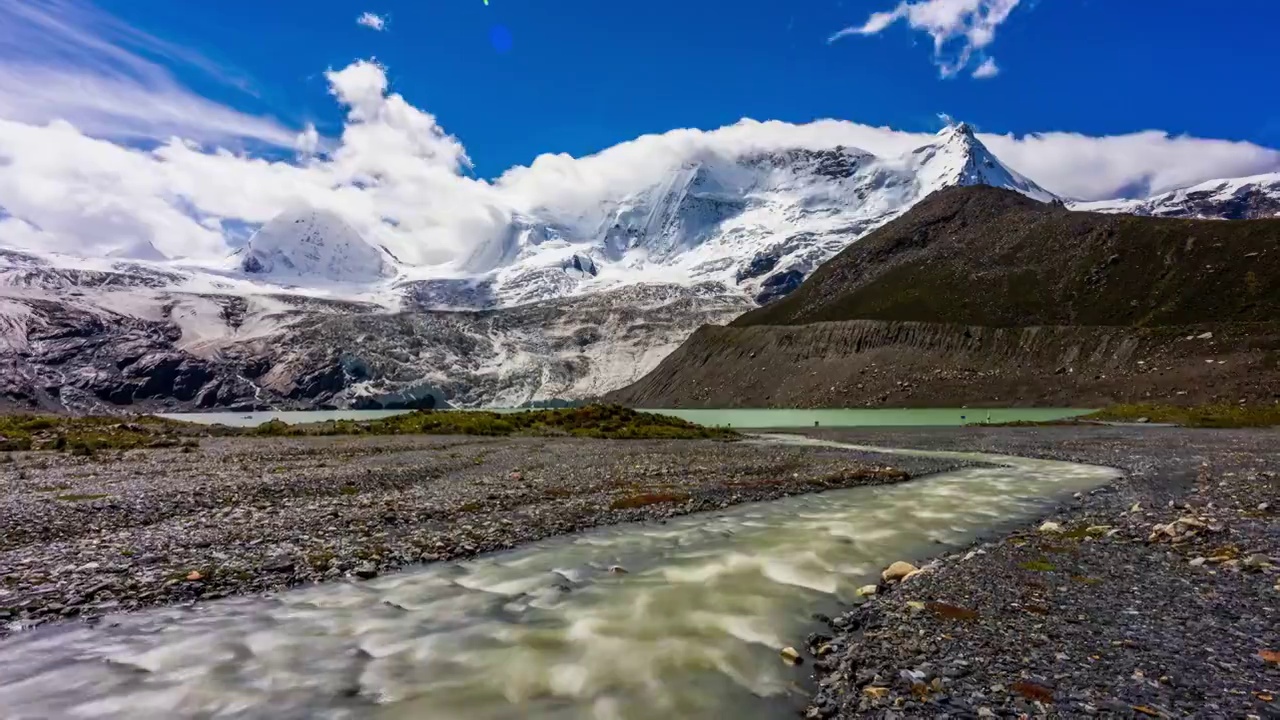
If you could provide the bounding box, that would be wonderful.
[239,208,397,284]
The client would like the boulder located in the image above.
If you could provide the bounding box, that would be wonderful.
[881,561,918,583]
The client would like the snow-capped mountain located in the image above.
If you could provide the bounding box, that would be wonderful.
[238,208,397,283]
[1,121,1273,413]
[1074,172,1280,220]
[473,123,1057,307]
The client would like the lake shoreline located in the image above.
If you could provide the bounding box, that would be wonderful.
[0,434,958,637]
[797,426,1280,718]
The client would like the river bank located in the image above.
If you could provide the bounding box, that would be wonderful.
[798,426,1280,719]
[0,434,949,634]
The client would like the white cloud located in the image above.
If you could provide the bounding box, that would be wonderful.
[979,130,1280,201]
[0,3,1277,269]
[357,12,387,32]
[831,0,1021,78]
[972,57,999,79]
[0,0,292,145]
[0,59,509,265]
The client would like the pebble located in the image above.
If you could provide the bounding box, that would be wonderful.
[801,425,1280,719]
[780,647,803,665]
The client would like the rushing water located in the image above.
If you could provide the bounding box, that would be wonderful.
[157,407,1093,429]
[0,438,1120,720]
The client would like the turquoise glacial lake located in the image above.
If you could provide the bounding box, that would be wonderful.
[158,407,1093,429]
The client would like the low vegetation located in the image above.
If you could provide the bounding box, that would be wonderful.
[259,405,737,440]
[0,415,194,453]
[1085,403,1280,428]
[0,405,736,455]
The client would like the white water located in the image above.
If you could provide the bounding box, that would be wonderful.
[0,437,1120,719]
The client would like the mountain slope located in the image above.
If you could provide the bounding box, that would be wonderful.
[608,186,1280,408]
[737,185,1280,328]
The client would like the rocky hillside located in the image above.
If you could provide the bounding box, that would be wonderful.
[0,253,748,413]
[738,185,1280,328]
[608,186,1280,408]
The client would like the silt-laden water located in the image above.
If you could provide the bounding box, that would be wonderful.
[0,437,1119,719]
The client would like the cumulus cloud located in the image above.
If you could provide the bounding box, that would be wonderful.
[0,2,1277,269]
[0,0,292,145]
[831,0,1021,78]
[0,59,508,264]
[980,130,1280,201]
[357,12,387,32]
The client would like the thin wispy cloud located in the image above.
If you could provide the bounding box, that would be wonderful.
[972,57,999,79]
[0,0,292,144]
[357,12,388,32]
[830,0,1021,79]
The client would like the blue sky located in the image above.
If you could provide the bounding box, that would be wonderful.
[1,0,1278,263]
[89,0,1280,178]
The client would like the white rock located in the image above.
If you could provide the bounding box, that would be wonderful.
[1038,521,1064,534]
[779,647,802,665]
[856,584,879,597]
[1189,557,1206,567]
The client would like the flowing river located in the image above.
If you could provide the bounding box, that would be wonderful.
[0,437,1121,720]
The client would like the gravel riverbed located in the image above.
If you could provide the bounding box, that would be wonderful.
[0,434,953,636]
[791,426,1280,719]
